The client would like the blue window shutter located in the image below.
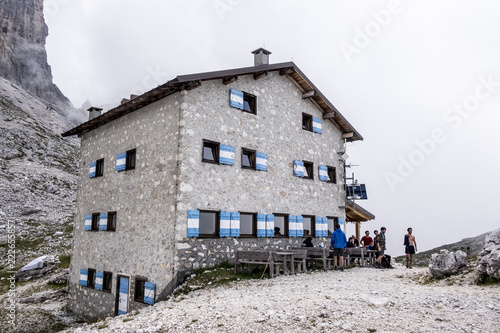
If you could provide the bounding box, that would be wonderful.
[95,271,104,290]
[89,161,96,178]
[219,145,235,165]
[79,269,88,286]
[230,212,240,237]
[187,210,199,237]
[338,217,344,225]
[144,281,156,305]
[116,153,126,171]
[99,213,108,231]
[293,160,304,177]
[318,165,329,181]
[257,214,266,237]
[266,214,274,237]
[229,89,244,109]
[256,152,268,171]
[315,217,328,237]
[118,277,129,315]
[220,211,231,237]
[297,216,304,237]
[288,215,297,237]
[84,215,92,231]
[312,117,322,134]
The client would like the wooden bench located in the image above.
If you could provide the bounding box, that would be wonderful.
[278,249,307,273]
[344,247,369,267]
[292,247,327,270]
[234,251,283,278]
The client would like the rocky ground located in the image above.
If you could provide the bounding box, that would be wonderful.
[63,264,499,333]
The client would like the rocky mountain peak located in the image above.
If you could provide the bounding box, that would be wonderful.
[0,0,71,108]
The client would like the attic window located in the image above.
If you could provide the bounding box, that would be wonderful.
[242,93,256,114]
[95,159,104,177]
[126,149,136,170]
[302,113,312,131]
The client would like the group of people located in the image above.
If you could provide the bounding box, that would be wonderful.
[328,224,418,270]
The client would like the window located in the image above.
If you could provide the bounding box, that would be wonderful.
[241,148,256,170]
[303,161,314,179]
[95,159,104,177]
[87,268,96,289]
[202,140,219,164]
[327,166,336,183]
[107,212,117,231]
[327,216,338,236]
[239,212,256,237]
[126,149,136,170]
[302,113,312,131]
[242,92,257,114]
[303,216,315,237]
[103,272,112,292]
[273,214,288,237]
[91,213,100,231]
[199,210,219,237]
[134,277,147,303]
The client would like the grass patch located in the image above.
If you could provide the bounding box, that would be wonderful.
[476,274,500,286]
[59,254,71,269]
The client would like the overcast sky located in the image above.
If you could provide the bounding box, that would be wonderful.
[44,0,500,256]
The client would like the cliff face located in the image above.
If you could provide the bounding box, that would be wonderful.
[0,0,71,107]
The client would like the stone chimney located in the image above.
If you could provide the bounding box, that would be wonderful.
[252,48,272,66]
[87,106,103,121]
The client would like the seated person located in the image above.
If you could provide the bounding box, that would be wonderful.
[346,237,356,248]
[360,230,373,249]
[351,235,359,247]
[302,237,313,247]
[274,227,281,235]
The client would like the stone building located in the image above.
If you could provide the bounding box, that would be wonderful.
[62,49,372,319]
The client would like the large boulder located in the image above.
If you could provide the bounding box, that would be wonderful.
[15,255,60,280]
[477,229,500,280]
[429,249,467,278]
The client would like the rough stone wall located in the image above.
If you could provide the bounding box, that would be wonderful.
[68,94,182,318]
[174,72,345,273]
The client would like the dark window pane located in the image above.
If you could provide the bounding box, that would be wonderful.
[302,114,312,131]
[240,213,254,235]
[199,211,216,235]
[303,162,313,179]
[91,213,100,231]
[95,159,104,177]
[107,212,116,231]
[327,167,336,183]
[242,93,256,114]
[303,217,312,236]
[135,279,145,301]
[103,272,112,292]
[126,149,136,170]
[88,269,96,288]
[274,216,285,236]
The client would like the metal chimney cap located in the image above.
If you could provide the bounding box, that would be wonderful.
[251,48,272,55]
[87,106,103,112]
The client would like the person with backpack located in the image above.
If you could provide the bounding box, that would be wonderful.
[374,227,388,268]
[330,223,347,271]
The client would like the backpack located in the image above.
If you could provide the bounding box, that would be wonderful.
[381,256,393,268]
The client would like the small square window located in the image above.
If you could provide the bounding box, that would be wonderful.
[87,268,96,289]
[239,212,256,237]
[242,92,257,114]
[199,210,219,237]
[302,113,312,131]
[327,166,336,183]
[103,272,112,292]
[202,140,219,164]
[91,213,100,231]
[241,148,256,170]
[95,159,104,177]
[273,214,288,237]
[303,161,314,179]
[126,149,136,170]
[134,277,146,302]
[107,212,117,231]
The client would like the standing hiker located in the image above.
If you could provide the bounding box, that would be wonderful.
[404,227,417,268]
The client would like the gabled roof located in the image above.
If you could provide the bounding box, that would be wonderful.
[62,62,363,141]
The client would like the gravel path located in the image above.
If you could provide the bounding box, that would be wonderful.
[70,266,500,333]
